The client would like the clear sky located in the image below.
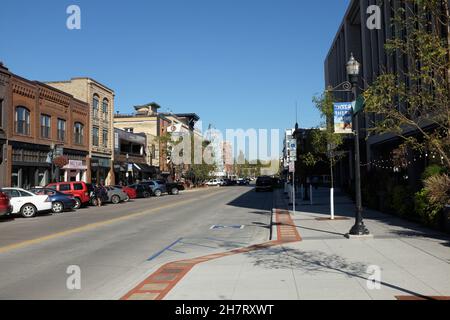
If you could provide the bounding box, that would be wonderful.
[0,0,349,136]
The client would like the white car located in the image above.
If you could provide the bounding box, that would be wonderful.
[2,188,52,218]
[206,179,220,186]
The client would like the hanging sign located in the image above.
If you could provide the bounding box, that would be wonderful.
[333,102,353,134]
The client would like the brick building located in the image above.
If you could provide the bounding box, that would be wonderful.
[2,72,90,188]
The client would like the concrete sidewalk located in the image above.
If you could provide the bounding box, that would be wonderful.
[164,187,450,300]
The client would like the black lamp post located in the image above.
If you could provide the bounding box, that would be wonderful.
[346,53,370,236]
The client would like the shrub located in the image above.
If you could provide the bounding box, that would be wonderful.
[391,185,414,217]
[414,189,443,226]
[422,165,446,180]
[424,174,450,207]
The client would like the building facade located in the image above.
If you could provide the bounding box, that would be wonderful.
[114,102,171,176]
[0,63,11,187]
[114,128,154,184]
[3,73,90,188]
[46,78,115,185]
[325,0,450,193]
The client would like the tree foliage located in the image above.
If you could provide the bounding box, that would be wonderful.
[363,0,450,169]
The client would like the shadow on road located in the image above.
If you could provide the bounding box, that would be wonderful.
[227,188,274,212]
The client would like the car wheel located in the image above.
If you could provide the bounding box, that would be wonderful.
[171,187,179,195]
[154,189,162,197]
[143,191,151,198]
[52,201,64,214]
[111,195,120,204]
[124,195,130,202]
[21,204,37,218]
[73,198,82,209]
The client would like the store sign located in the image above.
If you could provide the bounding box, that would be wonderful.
[63,160,87,170]
[334,102,353,134]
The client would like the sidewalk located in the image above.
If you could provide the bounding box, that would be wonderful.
[160,187,450,300]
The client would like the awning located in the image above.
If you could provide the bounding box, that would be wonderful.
[133,163,158,174]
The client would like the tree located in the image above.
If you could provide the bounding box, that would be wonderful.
[311,91,346,187]
[363,0,450,169]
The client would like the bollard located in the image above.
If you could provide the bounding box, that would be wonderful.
[330,188,335,220]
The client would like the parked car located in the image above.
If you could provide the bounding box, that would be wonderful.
[237,178,250,186]
[206,179,220,186]
[255,176,274,192]
[1,188,52,218]
[46,182,92,209]
[154,180,185,195]
[104,186,129,204]
[140,180,167,197]
[114,185,137,201]
[129,183,153,198]
[0,190,13,217]
[29,188,76,214]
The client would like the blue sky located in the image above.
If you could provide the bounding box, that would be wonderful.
[0,0,349,136]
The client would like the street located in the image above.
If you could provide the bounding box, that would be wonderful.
[0,186,273,299]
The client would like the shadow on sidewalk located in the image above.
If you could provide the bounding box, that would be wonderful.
[286,188,450,246]
[245,246,435,299]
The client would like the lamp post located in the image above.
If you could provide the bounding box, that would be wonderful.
[346,53,370,236]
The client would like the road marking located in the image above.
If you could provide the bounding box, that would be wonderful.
[121,209,302,300]
[0,190,226,255]
[210,225,245,230]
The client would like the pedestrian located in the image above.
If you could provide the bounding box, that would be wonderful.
[94,184,103,207]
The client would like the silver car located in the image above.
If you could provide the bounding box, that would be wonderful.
[105,186,129,204]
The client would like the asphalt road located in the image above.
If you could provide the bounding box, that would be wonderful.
[0,185,274,299]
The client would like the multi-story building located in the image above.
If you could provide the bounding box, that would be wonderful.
[324,0,450,191]
[114,102,201,180]
[0,62,11,186]
[2,72,90,188]
[46,78,115,185]
[113,128,153,184]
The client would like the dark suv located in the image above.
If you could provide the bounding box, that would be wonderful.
[255,176,274,192]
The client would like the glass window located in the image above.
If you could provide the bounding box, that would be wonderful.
[102,98,108,119]
[40,114,51,139]
[93,127,99,146]
[102,129,108,147]
[15,107,30,135]
[19,190,33,197]
[74,122,84,144]
[73,183,83,191]
[4,190,20,198]
[57,119,66,141]
[93,95,99,118]
[47,185,57,190]
[59,184,71,191]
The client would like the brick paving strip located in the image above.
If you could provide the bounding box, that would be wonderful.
[120,209,301,300]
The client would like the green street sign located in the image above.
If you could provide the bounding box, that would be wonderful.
[353,95,365,115]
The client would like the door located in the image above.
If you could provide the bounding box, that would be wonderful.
[3,189,22,214]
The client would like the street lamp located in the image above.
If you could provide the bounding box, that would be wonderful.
[347,53,370,236]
